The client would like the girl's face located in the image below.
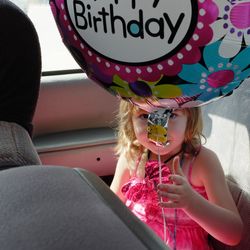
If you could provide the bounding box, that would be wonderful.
[132,108,188,157]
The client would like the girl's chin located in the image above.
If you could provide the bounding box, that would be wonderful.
[148,141,172,155]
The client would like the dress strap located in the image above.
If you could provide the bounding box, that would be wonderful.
[163,148,183,164]
[147,147,183,166]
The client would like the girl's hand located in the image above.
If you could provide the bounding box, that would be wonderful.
[157,156,196,209]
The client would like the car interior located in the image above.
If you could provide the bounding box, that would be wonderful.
[0,0,249,249]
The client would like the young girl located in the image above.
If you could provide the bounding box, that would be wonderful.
[110,100,243,250]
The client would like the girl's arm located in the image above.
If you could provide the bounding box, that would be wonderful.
[191,147,243,245]
[110,152,131,202]
[158,147,243,246]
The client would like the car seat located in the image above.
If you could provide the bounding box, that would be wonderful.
[0,165,168,250]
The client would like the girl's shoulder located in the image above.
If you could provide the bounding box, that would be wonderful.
[196,146,219,162]
[191,146,222,186]
[110,152,132,202]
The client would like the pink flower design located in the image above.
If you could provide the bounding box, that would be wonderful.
[145,203,162,222]
[210,0,250,58]
[122,179,146,202]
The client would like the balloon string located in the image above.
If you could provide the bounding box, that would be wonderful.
[157,146,167,244]
[174,209,177,250]
[157,142,177,250]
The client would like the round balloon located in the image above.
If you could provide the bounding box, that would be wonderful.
[50,0,250,111]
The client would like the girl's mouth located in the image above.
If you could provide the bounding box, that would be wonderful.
[149,139,170,148]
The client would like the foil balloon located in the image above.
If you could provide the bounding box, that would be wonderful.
[50,0,250,111]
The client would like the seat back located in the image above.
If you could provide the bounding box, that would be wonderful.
[0,166,167,250]
[202,79,250,249]
[210,180,250,249]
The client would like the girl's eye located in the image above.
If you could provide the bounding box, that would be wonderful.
[139,114,149,119]
[170,113,177,119]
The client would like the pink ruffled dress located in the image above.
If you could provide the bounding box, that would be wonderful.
[121,158,213,250]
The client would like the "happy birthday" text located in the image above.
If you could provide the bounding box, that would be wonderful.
[73,1,185,44]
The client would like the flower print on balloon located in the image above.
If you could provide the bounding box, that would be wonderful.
[210,0,250,58]
[109,74,202,109]
[178,40,250,103]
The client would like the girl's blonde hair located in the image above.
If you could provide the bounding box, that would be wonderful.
[115,99,205,176]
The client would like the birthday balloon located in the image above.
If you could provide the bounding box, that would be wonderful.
[50,0,250,111]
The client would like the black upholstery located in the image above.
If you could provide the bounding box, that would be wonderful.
[0,0,41,136]
[0,121,41,170]
[0,166,167,250]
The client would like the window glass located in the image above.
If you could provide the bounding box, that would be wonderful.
[14,0,80,72]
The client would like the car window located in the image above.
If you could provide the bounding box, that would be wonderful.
[14,0,80,73]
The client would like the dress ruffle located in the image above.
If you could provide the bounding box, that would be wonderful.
[122,160,213,250]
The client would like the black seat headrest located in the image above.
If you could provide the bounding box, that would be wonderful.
[0,0,41,136]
